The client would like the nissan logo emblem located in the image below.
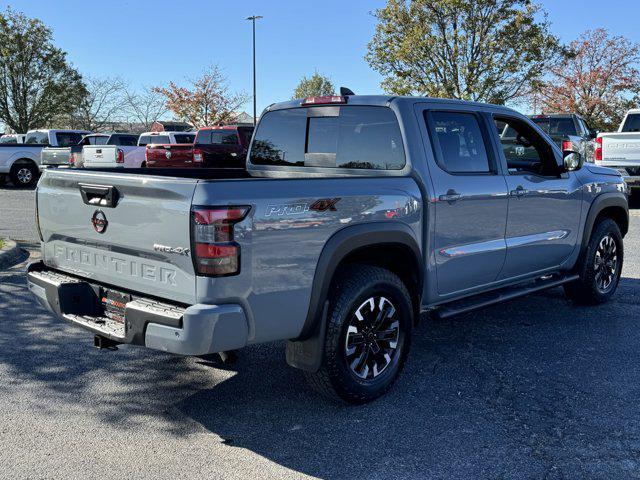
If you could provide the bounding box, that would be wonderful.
[91,210,108,234]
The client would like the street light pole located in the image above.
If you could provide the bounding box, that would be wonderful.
[246,15,262,126]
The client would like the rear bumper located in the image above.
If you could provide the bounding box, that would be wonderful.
[26,261,248,355]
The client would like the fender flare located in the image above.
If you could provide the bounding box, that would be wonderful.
[286,222,423,372]
[580,192,629,258]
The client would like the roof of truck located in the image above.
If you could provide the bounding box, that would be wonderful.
[265,95,521,116]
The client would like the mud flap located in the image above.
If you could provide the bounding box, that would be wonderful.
[285,301,328,372]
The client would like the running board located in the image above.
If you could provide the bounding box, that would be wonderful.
[434,274,580,320]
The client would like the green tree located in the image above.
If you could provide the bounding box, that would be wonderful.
[293,72,335,99]
[0,7,86,133]
[366,0,561,105]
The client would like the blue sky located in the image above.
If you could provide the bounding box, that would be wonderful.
[4,0,640,116]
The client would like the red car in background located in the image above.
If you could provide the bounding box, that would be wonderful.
[146,125,254,169]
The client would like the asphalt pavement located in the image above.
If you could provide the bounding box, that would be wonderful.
[1,185,640,479]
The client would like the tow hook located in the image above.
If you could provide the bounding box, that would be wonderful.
[93,335,120,351]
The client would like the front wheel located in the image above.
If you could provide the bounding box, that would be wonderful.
[564,218,623,304]
[305,265,413,404]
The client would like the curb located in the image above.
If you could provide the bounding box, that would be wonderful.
[0,239,22,270]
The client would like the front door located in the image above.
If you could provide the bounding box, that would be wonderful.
[422,108,509,296]
[491,115,582,279]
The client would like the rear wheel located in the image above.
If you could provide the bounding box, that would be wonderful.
[10,162,38,188]
[305,265,413,404]
[564,218,623,304]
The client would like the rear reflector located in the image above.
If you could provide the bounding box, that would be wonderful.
[301,95,347,106]
[191,206,250,276]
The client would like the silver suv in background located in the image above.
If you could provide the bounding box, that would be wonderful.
[28,95,628,403]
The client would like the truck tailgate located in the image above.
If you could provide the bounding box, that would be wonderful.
[599,133,640,166]
[41,147,72,166]
[83,145,119,168]
[37,169,198,304]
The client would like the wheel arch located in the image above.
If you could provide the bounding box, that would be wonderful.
[286,222,423,372]
[580,192,629,259]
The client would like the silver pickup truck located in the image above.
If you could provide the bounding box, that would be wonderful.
[28,95,629,403]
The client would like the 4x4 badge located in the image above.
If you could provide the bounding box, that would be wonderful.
[91,210,108,233]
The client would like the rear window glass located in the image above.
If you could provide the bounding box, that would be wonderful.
[56,132,85,147]
[112,135,138,146]
[25,131,49,144]
[174,134,195,144]
[148,135,170,144]
[531,117,577,136]
[88,136,109,145]
[621,114,640,132]
[250,106,405,170]
[196,130,239,145]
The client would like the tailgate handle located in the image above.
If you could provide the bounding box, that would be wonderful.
[79,183,119,208]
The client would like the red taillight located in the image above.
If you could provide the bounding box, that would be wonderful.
[191,206,250,276]
[193,148,203,163]
[562,140,573,152]
[301,95,347,106]
[145,147,149,162]
[69,153,76,166]
[594,136,603,163]
[116,148,124,164]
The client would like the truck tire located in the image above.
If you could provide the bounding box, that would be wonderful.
[564,218,623,304]
[9,161,38,188]
[305,265,413,404]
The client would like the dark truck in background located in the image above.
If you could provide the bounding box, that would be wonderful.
[529,113,597,162]
[28,95,628,404]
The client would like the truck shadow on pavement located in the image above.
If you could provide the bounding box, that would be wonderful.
[1,260,640,479]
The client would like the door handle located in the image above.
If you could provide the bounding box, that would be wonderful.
[510,186,529,197]
[439,189,462,203]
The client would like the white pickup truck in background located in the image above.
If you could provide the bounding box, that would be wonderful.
[80,134,141,169]
[83,131,195,169]
[0,129,90,187]
[596,109,640,193]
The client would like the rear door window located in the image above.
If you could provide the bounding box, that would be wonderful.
[56,132,85,147]
[427,112,491,173]
[25,131,49,144]
[250,106,405,170]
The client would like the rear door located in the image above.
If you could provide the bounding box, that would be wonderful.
[418,105,509,295]
[37,170,198,304]
[489,114,582,279]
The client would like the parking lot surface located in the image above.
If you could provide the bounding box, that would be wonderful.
[1,187,640,479]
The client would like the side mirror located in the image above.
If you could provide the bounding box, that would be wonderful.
[588,130,599,140]
[563,151,583,172]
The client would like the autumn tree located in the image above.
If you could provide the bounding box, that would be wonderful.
[292,72,335,99]
[0,7,86,132]
[154,65,248,128]
[531,29,640,132]
[366,0,561,105]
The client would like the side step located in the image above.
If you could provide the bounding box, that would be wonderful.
[434,274,580,320]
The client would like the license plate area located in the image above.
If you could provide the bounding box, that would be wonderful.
[100,288,131,324]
